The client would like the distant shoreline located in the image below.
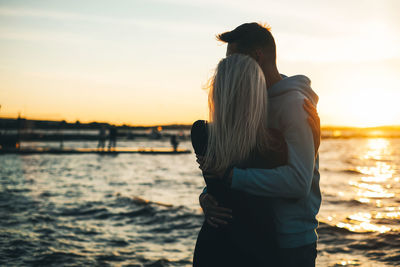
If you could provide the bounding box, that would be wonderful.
[0,117,192,130]
[1,117,400,141]
[1,117,399,130]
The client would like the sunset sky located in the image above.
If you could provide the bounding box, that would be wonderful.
[0,0,399,127]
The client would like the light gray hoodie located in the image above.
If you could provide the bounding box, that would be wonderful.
[231,74,321,248]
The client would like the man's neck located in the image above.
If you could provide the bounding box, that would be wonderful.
[264,66,282,89]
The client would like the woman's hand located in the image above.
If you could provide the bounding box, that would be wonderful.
[199,193,232,227]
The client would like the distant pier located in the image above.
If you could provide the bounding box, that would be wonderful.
[0,147,191,155]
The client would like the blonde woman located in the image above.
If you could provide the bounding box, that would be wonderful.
[191,54,287,266]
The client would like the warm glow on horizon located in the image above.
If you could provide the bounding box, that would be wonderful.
[331,87,400,128]
[1,0,399,127]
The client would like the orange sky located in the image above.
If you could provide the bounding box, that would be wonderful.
[1,0,400,127]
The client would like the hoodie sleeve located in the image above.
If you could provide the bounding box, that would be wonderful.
[231,92,316,198]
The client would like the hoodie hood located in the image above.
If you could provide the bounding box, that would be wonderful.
[268,75,319,106]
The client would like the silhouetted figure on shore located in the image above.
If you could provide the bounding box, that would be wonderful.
[58,121,64,150]
[97,126,106,151]
[108,126,117,151]
[170,134,179,152]
[16,113,22,150]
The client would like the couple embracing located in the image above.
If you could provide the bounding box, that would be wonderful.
[191,23,321,267]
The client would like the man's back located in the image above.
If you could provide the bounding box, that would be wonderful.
[231,74,321,248]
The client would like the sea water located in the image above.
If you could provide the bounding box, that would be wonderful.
[1,138,399,266]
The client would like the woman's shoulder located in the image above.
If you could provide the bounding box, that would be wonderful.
[191,120,208,156]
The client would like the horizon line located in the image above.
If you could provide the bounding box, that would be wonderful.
[1,116,400,129]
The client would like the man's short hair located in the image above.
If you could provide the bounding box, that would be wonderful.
[217,22,276,62]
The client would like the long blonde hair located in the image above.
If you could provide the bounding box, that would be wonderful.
[203,54,271,174]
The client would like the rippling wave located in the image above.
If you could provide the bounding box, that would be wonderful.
[0,189,202,266]
[1,138,400,266]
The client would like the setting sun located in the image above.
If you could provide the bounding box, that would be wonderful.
[339,87,400,127]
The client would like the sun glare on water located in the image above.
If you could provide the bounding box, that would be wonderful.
[333,138,400,234]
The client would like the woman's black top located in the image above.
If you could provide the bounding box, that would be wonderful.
[191,120,287,266]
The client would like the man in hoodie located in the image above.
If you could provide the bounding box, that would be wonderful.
[198,23,321,267]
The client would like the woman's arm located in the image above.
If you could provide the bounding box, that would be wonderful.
[192,120,233,226]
